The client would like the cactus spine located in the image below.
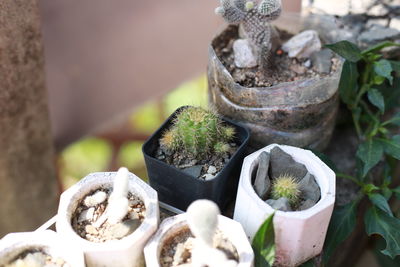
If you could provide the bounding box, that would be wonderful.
[215,0,282,72]
[160,107,235,158]
[271,174,300,204]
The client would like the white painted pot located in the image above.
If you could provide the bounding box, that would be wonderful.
[144,213,254,267]
[0,230,84,266]
[234,144,335,267]
[56,172,159,267]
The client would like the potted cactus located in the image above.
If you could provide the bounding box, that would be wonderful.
[144,200,254,267]
[208,0,342,150]
[234,144,336,266]
[142,106,250,211]
[0,230,84,267]
[56,167,159,267]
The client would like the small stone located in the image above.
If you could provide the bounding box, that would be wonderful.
[78,207,95,223]
[266,198,292,212]
[233,39,258,68]
[298,172,321,203]
[253,152,271,200]
[282,30,322,59]
[85,225,98,235]
[359,24,400,45]
[181,165,203,178]
[304,59,312,68]
[105,219,141,239]
[173,238,193,265]
[299,199,316,211]
[163,256,173,263]
[367,4,388,17]
[269,147,308,181]
[311,49,332,74]
[203,174,215,180]
[84,191,107,207]
[290,64,307,75]
[129,210,139,220]
[207,165,217,174]
[390,18,400,31]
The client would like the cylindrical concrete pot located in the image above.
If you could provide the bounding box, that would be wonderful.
[56,171,159,267]
[208,22,342,150]
[234,144,335,267]
[0,230,84,266]
[144,213,254,267]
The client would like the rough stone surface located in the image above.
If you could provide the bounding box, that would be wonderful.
[269,147,308,181]
[298,199,316,211]
[104,219,141,240]
[358,24,400,44]
[253,152,271,200]
[298,172,321,203]
[207,165,217,174]
[0,0,58,236]
[182,165,203,178]
[311,49,332,74]
[233,39,257,68]
[265,198,292,212]
[282,30,322,59]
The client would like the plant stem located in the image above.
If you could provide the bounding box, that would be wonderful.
[336,173,363,187]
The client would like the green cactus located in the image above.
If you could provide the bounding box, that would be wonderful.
[160,107,236,158]
[271,174,300,204]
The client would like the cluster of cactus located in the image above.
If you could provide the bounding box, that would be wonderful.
[271,174,300,204]
[160,107,235,158]
[215,0,282,72]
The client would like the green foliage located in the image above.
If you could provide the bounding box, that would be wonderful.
[252,213,275,267]
[161,106,235,158]
[323,40,400,262]
[271,174,300,204]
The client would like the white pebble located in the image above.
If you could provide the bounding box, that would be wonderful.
[207,166,217,174]
[84,191,107,207]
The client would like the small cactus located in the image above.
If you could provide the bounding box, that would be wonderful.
[160,107,235,158]
[271,174,300,204]
[215,0,282,73]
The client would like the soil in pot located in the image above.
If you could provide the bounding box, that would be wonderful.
[71,188,146,243]
[159,226,238,267]
[213,25,341,88]
[155,106,239,180]
[252,147,321,211]
[5,249,69,267]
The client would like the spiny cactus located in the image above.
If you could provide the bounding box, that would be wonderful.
[160,107,235,158]
[271,174,300,204]
[215,0,282,72]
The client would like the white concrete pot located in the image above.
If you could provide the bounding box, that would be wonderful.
[234,144,335,267]
[144,213,254,267]
[0,230,84,266]
[56,172,159,267]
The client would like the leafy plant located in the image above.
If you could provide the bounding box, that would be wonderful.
[160,106,235,158]
[322,40,400,263]
[252,213,275,267]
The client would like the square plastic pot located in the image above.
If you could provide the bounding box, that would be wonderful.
[233,144,335,267]
[144,213,254,267]
[56,171,159,267]
[142,106,250,211]
[0,230,84,266]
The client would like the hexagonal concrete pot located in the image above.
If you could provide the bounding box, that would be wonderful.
[233,144,335,267]
[56,171,159,267]
[144,213,254,267]
[0,230,84,266]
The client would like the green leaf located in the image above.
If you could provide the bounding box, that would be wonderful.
[393,186,400,199]
[325,41,362,62]
[368,193,393,216]
[299,259,315,267]
[365,206,400,258]
[252,213,275,267]
[363,183,380,194]
[383,113,400,126]
[338,61,359,105]
[368,88,385,113]
[379,135,400,160]
[323,201,358,263]
[362,41,400,55]
[356,139,384,177]
[374,59,394,85]
[390,60,400,73]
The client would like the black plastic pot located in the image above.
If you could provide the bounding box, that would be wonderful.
[142,106,250,211]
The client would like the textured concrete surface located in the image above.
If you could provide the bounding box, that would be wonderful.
[0,0,58,237]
